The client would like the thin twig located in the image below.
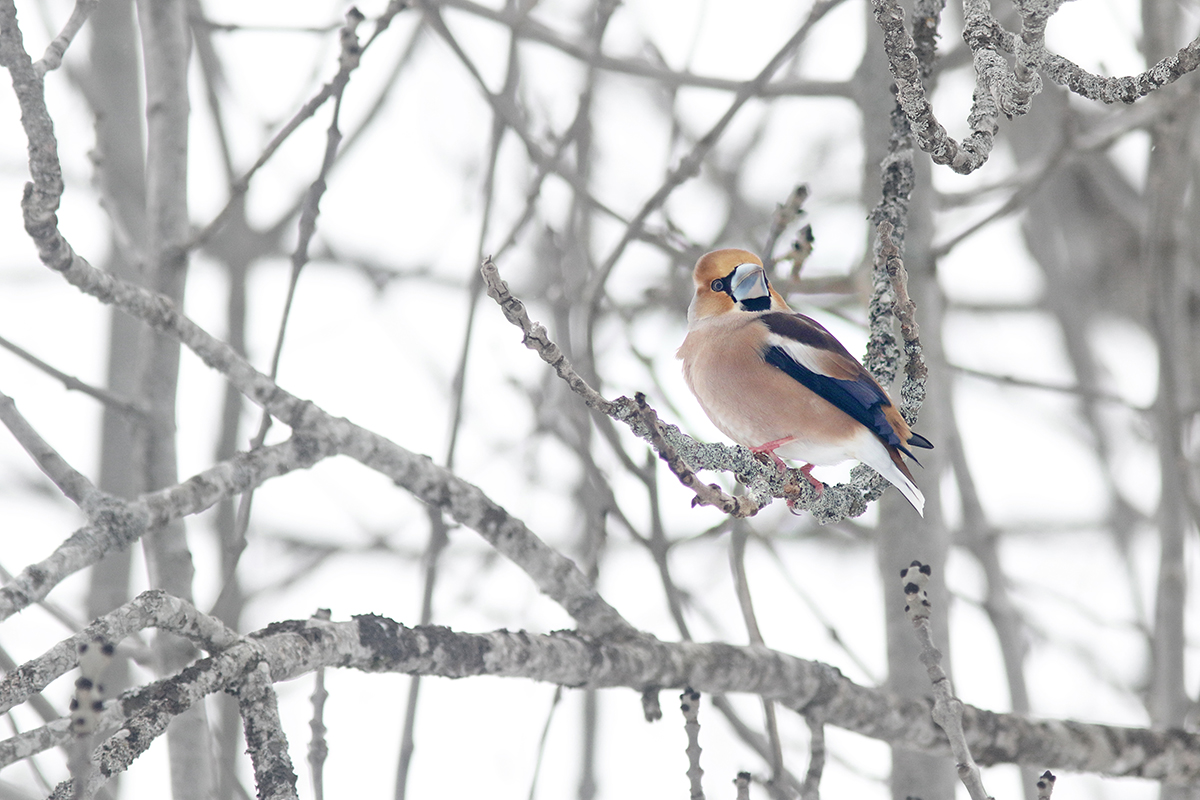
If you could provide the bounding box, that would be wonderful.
[229,7,366,580]
[0,390,106,511]
[730,524,786,795]
[582,0,846,321]
[394,66,500,776]
[432,0,852,98]
[188,2,407,249]
[525,686,563,800]
[416,0,633,231]
[756,538,880,684]
[900,561,993,800]
[800,717,825,800]
[762,184,810,273]
[0,334,147,419]
[34,0,98,75]
[307,609,331,800]
[950,362,1147,409]
[734,772,751,800]
[680,688,705,800]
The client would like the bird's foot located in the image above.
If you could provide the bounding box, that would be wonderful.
[798,463,823,496]
[751,436,796,473]
[782,464,823,515]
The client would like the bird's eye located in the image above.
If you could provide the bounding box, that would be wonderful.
[710,278,725,292]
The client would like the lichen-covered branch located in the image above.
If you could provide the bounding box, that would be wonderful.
[877,222,928,422]
[871,0,1200,173]
[5,610,1197,787]
[0,244,630,640]
[0,591,239,716]
[233,660,300,800]
[859,101,929,502]
[1041,37,1200,104]
[635,393,765,518]
[871,0,996,173]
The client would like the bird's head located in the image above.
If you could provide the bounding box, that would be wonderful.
[688,249,789,323]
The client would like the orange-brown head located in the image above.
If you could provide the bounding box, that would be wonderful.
[688,249,790,323]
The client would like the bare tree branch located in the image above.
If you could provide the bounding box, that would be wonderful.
[6,605,1198,787]
[0,333,147,419]
[0,389,107,510]
[901,561,991,800]
[0,434,335,623]
[33,0,98,75]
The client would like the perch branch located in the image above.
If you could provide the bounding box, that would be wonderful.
[635,393,763,518]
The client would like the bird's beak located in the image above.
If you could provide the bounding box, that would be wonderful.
[730,263,770,303]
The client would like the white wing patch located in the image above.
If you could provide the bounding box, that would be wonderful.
[763,331,851,380]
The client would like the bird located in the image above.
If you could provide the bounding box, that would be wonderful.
[676,248,932,516]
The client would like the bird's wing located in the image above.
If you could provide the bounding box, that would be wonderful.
[759,312,912,454]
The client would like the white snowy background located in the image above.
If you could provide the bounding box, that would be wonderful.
[0,0,1197,798]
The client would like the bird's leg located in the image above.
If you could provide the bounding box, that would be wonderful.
[752,436,824,508]
[797,463,823,495]
[751,435,796,473]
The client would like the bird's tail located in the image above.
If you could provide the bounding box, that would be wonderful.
[876,448,926,517]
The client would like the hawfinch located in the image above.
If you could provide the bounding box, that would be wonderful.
[676,249,932,516]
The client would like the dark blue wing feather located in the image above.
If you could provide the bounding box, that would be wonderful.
[762,344,906,450]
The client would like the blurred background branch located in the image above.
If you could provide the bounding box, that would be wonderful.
[0,0,1197,798]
